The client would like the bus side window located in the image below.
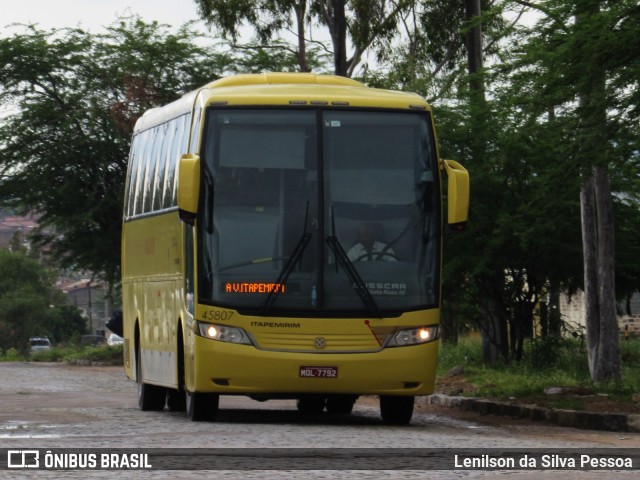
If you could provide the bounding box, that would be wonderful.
[133,129,151,217]
[139,127,154,214]
[149,128,159,213]
[149,126,164,213]
[169,114,189,208]
[125,135,140,218]
[160,119,173,210]
[189,109,201,155]
[152,123,169,212]
[163,116,181,209]
[180,115,192,201]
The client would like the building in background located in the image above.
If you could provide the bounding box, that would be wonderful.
[560,291,640,338]
[57,278,111,336]
[0,211,38,250]
[1,210,111,336]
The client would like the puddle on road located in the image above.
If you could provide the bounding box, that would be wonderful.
[0,420,32,431]
[0,420,69,439]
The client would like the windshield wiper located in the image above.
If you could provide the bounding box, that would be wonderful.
[261,202,311,315]
[325,207,381,318]
[203,162,215,234]
[325,235,382,318]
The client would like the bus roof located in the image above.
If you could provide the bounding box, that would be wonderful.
[133,72,430,133]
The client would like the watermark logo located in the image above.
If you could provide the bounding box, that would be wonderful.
[2,449,152,470]
[7,450,39,469]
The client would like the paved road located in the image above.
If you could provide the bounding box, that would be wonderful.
[0,362,637,479]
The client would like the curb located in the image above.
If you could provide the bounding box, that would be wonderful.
[420,394,640,433]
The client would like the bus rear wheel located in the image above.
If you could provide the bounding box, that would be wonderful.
[186,391,219,421]
[296,396,326,414]
[136,348,166,411]
[326,395,357,414]
[379,395,414,425]
[167,388,186,411]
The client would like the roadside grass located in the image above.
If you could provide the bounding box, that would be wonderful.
[437,335,640,403]
[0,344,124,365]
[64,344,124,365]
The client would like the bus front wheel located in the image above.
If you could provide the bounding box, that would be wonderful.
[379,395,414,425]
[186,391,219,421]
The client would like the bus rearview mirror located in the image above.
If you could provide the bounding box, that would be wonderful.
[443,159,469,229]
[178,154,201,224]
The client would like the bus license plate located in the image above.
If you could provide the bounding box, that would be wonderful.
[299,366,338,378]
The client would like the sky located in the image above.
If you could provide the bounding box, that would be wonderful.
[4,0,203,32]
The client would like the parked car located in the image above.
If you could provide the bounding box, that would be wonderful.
[29,337,51,353]
[107,333,124,346]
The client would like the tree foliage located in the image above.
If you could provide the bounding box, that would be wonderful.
[0,17,235,290]
[506,0,639,380]
[0,249,85,352]
[194,0,417,76]
[437,0,639,373]
[364,0,639,373]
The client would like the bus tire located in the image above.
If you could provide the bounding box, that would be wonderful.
[186,391,219,421]
[296,396,326,414]
[379,395,414,425]
[167,388,187,412]
[326,395,357,414]
[136,348,166,411]
[168,323,187,412]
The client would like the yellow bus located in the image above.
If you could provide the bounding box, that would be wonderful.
[121,72,469,424]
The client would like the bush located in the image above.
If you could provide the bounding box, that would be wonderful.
[1,344,124,366]
[0,348,22,361]
[437,335,483,373]
[528,336,589,374]
[30,346,81,362]
[65,344,123,365]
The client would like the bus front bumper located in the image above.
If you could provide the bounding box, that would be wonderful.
[190,337,439,396]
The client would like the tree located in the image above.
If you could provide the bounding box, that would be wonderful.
[225,39,330,74]
[0,18,231,291]
[361,2,544,357]
[48,305,88,345]
[362,0,638,370]
[0,249,77,352]
[574,1,619,382]
[194,0,415,77]
[503,0,640,380]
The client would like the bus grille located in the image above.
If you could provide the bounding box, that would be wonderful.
[251,332,384,353]
[124,339,131,368]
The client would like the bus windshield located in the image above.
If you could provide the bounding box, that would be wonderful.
[198,109,439,316]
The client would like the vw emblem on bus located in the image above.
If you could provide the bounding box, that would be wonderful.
[314,337,326,349]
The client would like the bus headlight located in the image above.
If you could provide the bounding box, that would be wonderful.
[386,326,439,347]
[196,322,252,345]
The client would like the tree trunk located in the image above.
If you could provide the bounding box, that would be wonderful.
[480,277,510,365]
[581,168,620,382]
[465,0,498,365]
[580,176,600,374]
[465,0,484,94]
[548,285,562,337]
[294,1,311,72]
[576,3,621,383]
[322,0,349,76]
